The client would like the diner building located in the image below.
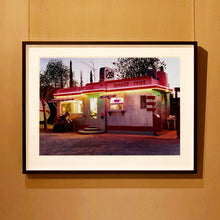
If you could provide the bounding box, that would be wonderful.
[51,67,173,134]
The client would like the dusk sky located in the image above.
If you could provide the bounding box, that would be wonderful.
[40,57,180,90]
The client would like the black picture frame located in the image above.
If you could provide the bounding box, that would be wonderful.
[22,41,197,174]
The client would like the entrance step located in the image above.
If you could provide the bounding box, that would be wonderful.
[77,129,105,135]
[84,127,100,131]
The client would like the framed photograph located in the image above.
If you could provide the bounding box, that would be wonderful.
[23,41,197,173]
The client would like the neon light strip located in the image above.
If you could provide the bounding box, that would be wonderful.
[50,98,74,102]
[83,89,105,94]
[106,85,172,92]
[54,85,172,97]
[54,91,83,96]
[54,89,105,96]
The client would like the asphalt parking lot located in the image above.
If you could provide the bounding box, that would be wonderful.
[40,131,180,155]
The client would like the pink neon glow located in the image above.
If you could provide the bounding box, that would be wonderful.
[54,91,82,96]
[106,85,172,92]
[53,75,172,97]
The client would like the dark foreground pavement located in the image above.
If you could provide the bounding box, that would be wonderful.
[40,132,180,155]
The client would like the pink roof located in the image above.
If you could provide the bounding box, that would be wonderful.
[54,75,172,97]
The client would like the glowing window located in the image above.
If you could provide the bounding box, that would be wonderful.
[60,101,83,114]
[90,98,97,119]
[110,97,124,110]
[110,97,124,104]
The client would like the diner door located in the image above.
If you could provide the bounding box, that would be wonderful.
[89,97,105,130]
[89,97,98,128]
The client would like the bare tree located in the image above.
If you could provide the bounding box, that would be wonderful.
[80,61,97,82]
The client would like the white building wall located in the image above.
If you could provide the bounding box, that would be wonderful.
[107,91,153,127]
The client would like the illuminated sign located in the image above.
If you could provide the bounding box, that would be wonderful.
[110,97,124,104]
[106,69,114,79]
[113,79,150,88]
[114,82,129,87]
[100,67,115,81]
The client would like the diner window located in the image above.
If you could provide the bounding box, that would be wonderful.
[90,98,98,119]
[60,100,83,114]
[110,97,124,110]
[140,95,146,109]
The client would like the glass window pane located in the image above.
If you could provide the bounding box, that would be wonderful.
[90,98,97,119]
[60,101,83,114]
[110,104,124,110]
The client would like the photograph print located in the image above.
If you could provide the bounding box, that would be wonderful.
[40,57,180,156]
